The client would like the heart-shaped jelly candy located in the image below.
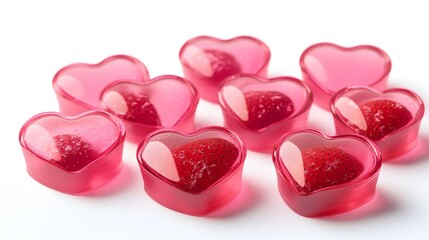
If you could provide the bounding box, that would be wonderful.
[19,111,126,194]
[300,43,391,109]
[180,36,270,103]
[219,74,312,152]
[100,75,199,143]
[137,127,246,215]
[53,55,150,115]
[331,86,424,160]
[273,129,381,217]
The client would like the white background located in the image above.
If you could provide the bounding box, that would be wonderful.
[1,1,428,239]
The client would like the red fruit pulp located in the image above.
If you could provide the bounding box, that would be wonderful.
[171,138,239,193]
[53,134,96,171]
[297,146,364,194]
[349,99,412,141]
[188,49,242,82]
[121,91,161,126]
[244,91,294,130]
[204,49,241,82]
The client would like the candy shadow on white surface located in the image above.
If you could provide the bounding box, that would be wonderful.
[80,163,135,197]
[387,135,429,165]
[321,190,397,222]
[307,104,336,135]
[194,118,223,131]
[207,179,262,218]
[194,100,224,130]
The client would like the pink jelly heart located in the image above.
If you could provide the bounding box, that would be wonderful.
[19,111,126,194]
[137,126,246,215]
[100,75,199,143]
[53,55,150,115]
[331,86,425,160]
[218,74,312,152]
[273,129,381,217]
[179,36,271,103]
[300,43,391,109]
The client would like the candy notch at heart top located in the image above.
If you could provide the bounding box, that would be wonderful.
[331,86,425,160]
[300,43,391,109]
[218,74,313,152]
[137,127,246,215]
[273,129,382,217]
[53,55,150,115]
[180,36,271,103]
[19,111,126,194]
[100,75,199,143]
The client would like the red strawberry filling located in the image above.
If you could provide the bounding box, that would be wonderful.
[102,90,161,126]
[347,99,412,141]
[171,138,239,193]
[244,91,294,130]
[52,134,96,171]
[204,49,241,82]
[297,147,364,194]
[122,92,160,125]
[186,48,241,82]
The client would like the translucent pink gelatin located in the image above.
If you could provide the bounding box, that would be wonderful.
[273,129,382,217]
[100,75,199,144]
[137,127,246,215]
[19,111,126,194]
[218,74,312,152]
[300,43,391,109]
[179,36,270,103]
[331,87,425,160]
[53,55,150,115]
